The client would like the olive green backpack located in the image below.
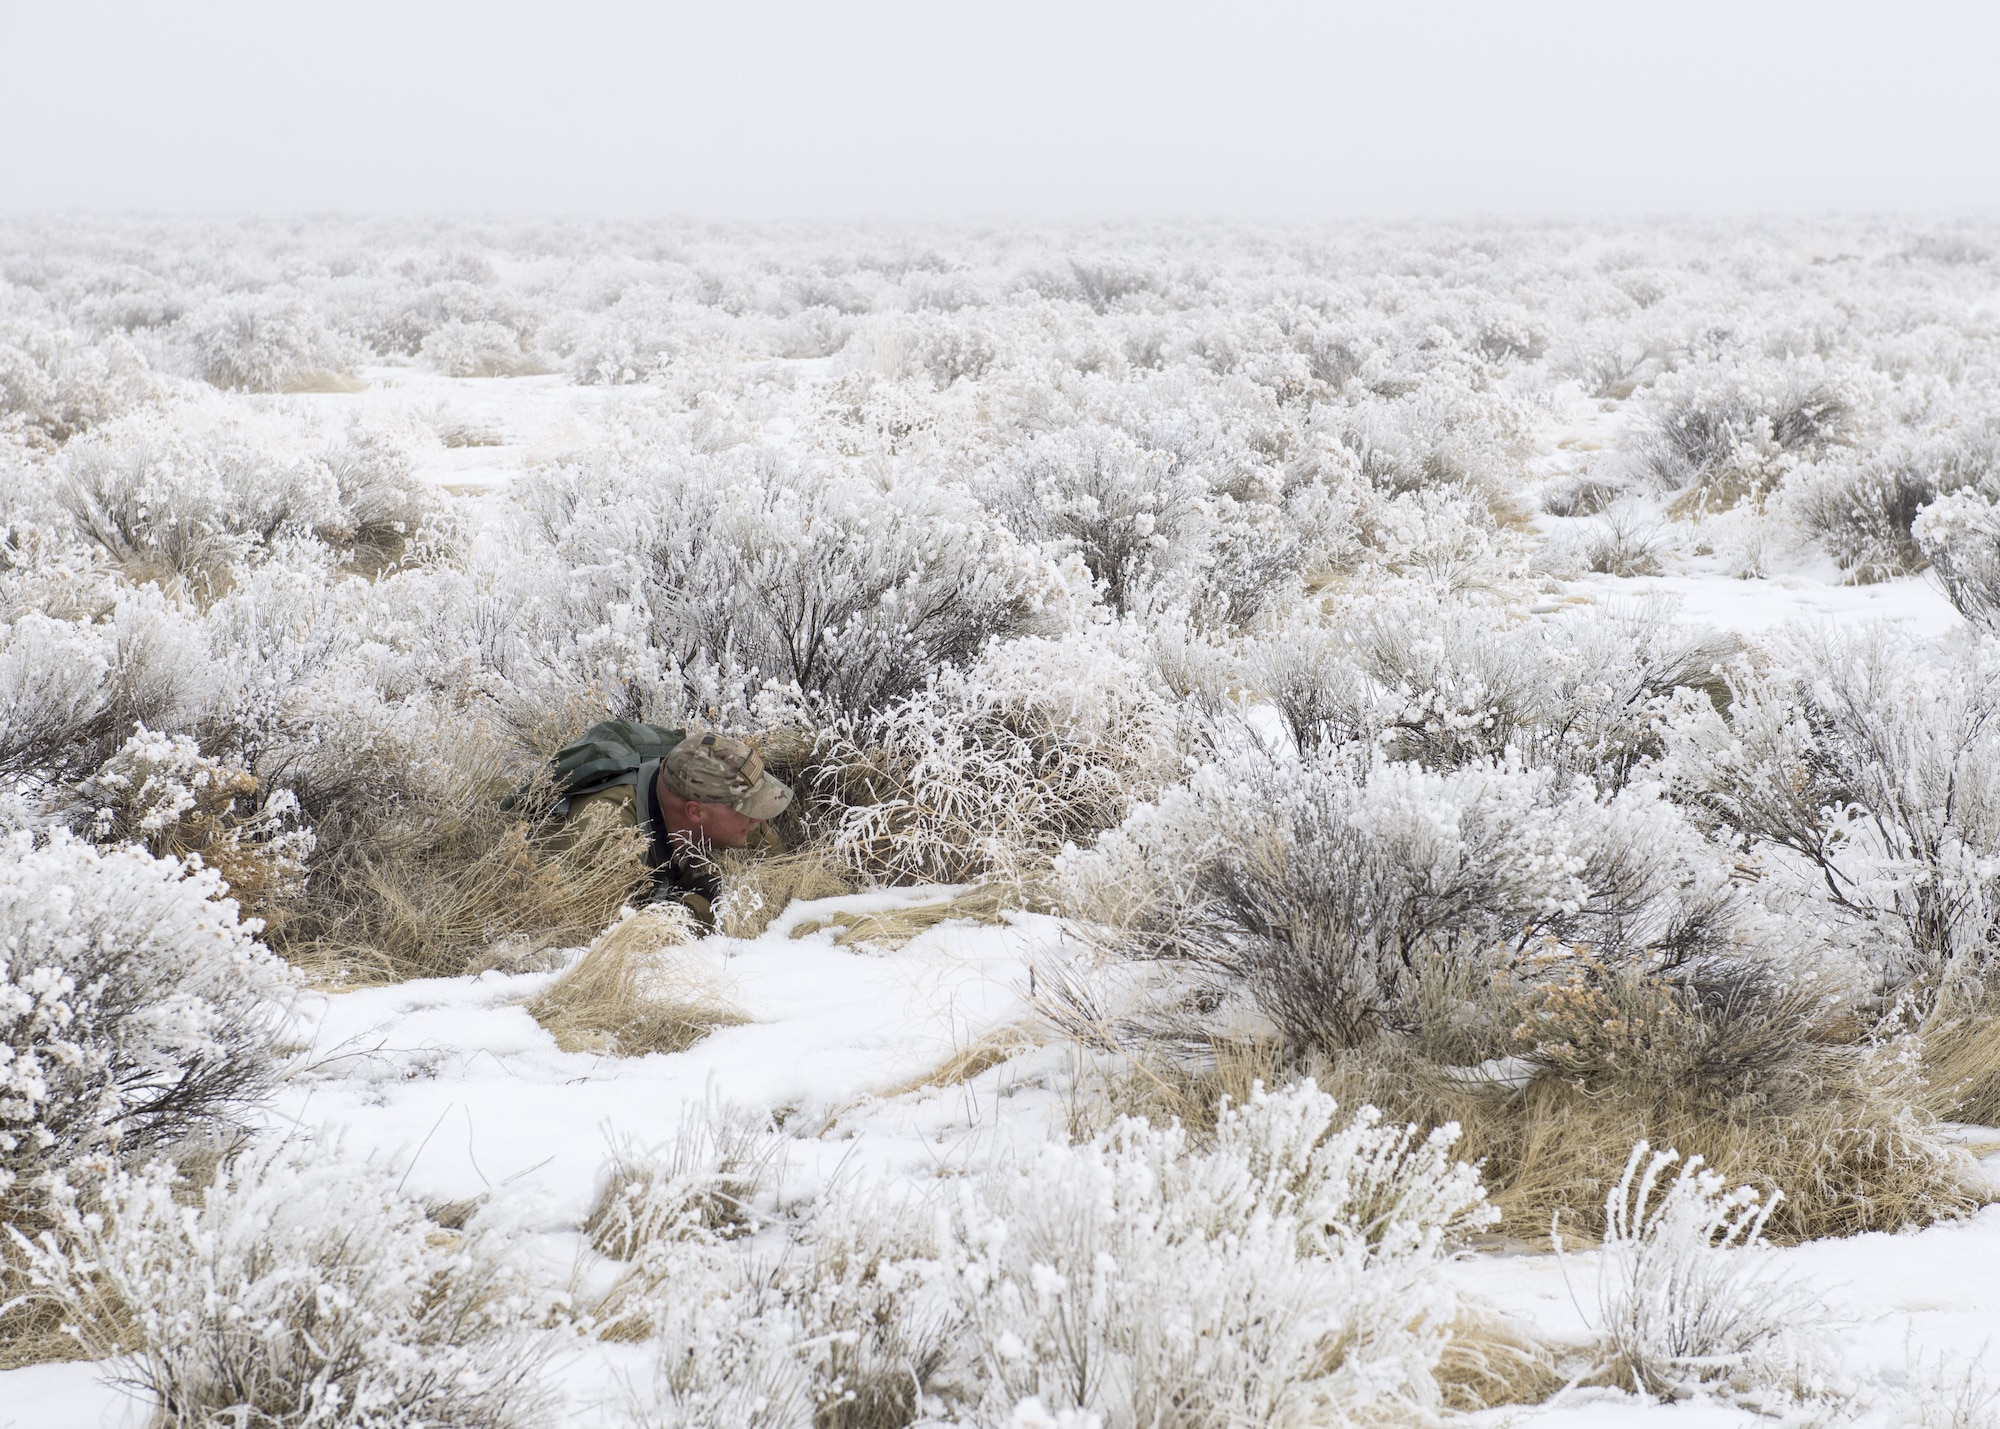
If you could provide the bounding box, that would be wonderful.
[505,719,686,811]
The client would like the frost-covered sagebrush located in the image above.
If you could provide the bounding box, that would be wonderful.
[6,210,2000,1415]
[72,726,314,911]
[816,622,1184,884]
[1251,596,1732,781]
[515,447,1073,727]
[13,1148,549,1428]
[0,831,294,1195]
[601,1083,1493,1428]
[1065,727,1748,1051]
[1665,627,2000,998]
[940,1081,1495,1427]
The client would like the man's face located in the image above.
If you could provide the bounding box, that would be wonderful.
[685,799,762,849]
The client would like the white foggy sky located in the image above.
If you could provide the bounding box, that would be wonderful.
[2,0,1995,218]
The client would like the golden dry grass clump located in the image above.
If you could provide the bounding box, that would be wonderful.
[1920,981,2000,1128]
[873,1024,1042,1100]
[1467,1079,1983,1245]
[0,1256,113,1370]
[786,883,1011,949]
[1433,1308,1570,1413]
[282,731,653,984]
[1310,1046,1986,1245]
[1068,1023,1988,1247]
[0,1165,137,1370]
[528,907,748,1057]
[715,849,855,938]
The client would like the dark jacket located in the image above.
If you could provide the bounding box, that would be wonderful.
[559,758,721,930]
[639,762,722,926]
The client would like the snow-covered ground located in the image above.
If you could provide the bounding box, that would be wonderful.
[278,893,1058,1223]
[11,868,2000,1427]
[9,228,2000,1423]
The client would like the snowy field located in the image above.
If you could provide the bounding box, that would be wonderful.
[7,217,2000,1426]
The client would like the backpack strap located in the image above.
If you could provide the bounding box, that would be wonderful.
[558,756,660,820]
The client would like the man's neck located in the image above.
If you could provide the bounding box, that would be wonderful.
[654,766,708,855]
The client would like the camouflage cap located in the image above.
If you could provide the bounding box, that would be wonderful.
[661,731,794,820]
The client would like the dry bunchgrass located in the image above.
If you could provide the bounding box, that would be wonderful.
[0,1219,115,1370]
[491,686,616,778]
[786,884,1011,949]
[581,1112,778,1339]
[874,1025,1041,1101]
[0,1292,93,1370]
[583,1121,772,1259]
[0,1178,135,1370]
[1065,1030,1985,1245]
[717,848,855,939]
[528,908,748,1057]
[1434,1307,1570,1413]
[283,733,652,984]
[0,1261,133,1372]
[277,371,366,395]
[1065,1036,1292,1143]
[1307,1045,1988,1246]
[1921,984,2000,1126]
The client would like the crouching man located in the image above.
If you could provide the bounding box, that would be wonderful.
[553,724,793,931]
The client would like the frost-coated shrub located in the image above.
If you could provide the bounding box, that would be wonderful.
[13,1148,551,1428]
[609,1083,1492,1428]
[520,449,1071,725]
[941,1080,1494,1428]
[0,610,119,785]
[973,374,1374,628]
[633,1281,814,1429]
[71,726,314,920]
[419,319,544,378]
[1793,459,1942,583]
[174,292,360,392]
[627,1200,956,1429]
[982,423,1214,617]
[1368,487,1529,595]
[1664,628,2000,994]
[1537,504,1667,579]
[1918,485,2000,631]
[596,1117,953,1428]
[785,1201,958,1429]
[1252,598,1732,781]
[1791,422,2000,584]
[1065,733,1747,1051]
[1583,1142,1821,1405]
[0,323,155,446]
[58,410,430,591]
[1332,365,1525,497]
[814,624,1185,885]
[1629,369,1852,508]
[0,831,294,1196]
